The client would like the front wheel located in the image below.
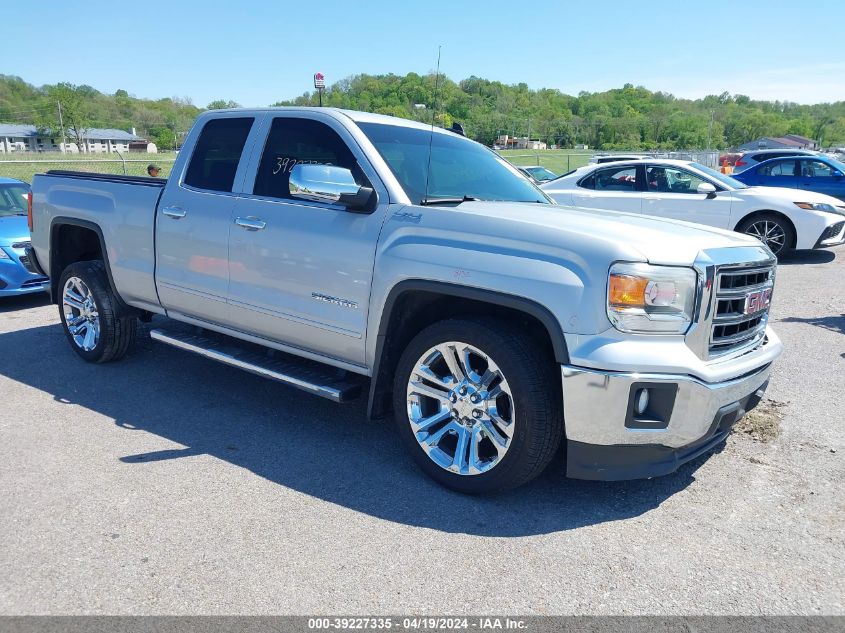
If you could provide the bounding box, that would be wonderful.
[58,260,137,363]
[737,213,794,256]
[392,317,564,494]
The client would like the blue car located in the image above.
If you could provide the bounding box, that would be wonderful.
[732,155,845,202]
[0,177,50,297]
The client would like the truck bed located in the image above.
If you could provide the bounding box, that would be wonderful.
[31,170,166,312]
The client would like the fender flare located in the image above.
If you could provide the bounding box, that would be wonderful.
[367,279,570,419]
[49,216,136,315]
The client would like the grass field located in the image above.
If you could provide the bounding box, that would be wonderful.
[498,149,593,176]
[0,152,178,183]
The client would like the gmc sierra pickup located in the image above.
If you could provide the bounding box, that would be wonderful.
[26,108,783,493]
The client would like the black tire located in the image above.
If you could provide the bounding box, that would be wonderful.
[392,317,564,494]
[736,213,795,256]
[58,260,137,363]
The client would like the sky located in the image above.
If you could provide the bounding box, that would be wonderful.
[4,0,845,107]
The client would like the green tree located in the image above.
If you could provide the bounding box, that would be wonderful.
[207,99,241,110]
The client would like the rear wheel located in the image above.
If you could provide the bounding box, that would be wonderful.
[392,317,563,494]
[737,213,794,256]
[58,261,137,363]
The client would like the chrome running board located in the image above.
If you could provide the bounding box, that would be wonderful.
[150,322,364,403]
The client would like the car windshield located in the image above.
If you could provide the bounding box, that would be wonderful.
[691,163,748,189]
[358,122,550,204]
[826,157,845,172]
[526,167,557,181]
[0,184,29,217]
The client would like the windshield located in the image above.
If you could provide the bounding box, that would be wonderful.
[358,122,550,204]
[0,184,29,217]
[827,157,845,172]
[526,167,557,181]
[691,162,748,189]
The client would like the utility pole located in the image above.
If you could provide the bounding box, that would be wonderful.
[57,100,67,154]
[527,115,531,142]
[707,110,714,150]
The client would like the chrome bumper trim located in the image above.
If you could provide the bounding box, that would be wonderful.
[562,359,772,448]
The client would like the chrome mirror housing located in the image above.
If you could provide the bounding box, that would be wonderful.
[289,164,360,204]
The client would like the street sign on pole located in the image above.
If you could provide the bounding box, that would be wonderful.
[314,72,325,107]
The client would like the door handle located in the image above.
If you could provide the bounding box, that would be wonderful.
[235,217,266,231]
[162,206,186,219]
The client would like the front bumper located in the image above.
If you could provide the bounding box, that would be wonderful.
[0,246,50,297]
[562,347,775,481]
[814,220,845,248]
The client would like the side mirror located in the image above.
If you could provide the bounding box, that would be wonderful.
[697,182,718,197]
[289,164,376,212]
[832,170,843,178]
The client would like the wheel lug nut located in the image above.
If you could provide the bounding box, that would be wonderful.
[470,394,479,403]
[459,386,467,395]
[450,393,457,403]
[473,410,482,418]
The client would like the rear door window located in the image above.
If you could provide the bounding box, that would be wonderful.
[253,118,366,200]
[184,117,254,192]
[758,160,797,176]
[592,166,638,191]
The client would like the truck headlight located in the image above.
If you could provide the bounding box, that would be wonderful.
[607,262,698,334]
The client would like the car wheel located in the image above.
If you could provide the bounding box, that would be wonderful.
[737,213,794,256]
[58,260,137,363]
[392,317,563,494]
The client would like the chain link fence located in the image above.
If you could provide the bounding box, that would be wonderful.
[0,153,177,183]
[500,150,721,176]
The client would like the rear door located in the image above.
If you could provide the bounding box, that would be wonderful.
[641,164,733,228]
[155,115,256,324]
[754,159,799,189]
[573,164,644,213]
[226,113,390,366]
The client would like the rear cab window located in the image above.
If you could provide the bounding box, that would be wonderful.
[184,117,255,192]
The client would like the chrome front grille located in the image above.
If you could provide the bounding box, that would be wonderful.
[709,264,775,358]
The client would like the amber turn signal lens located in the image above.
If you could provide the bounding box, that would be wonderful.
[609,274,648,308]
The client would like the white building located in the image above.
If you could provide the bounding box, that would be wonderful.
[0,123,145,153]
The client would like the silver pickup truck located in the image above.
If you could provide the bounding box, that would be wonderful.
[26,108,783,493]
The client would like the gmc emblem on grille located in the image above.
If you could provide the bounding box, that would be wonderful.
[744,288,772,314]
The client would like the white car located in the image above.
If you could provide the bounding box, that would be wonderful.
[541,159,845,255]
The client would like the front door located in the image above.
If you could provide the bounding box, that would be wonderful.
[641,164,734,229]
[155,115,255,324]
[797,158,845,200]
[226,114,389,366]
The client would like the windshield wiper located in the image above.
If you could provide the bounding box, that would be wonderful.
[419,195,479,206]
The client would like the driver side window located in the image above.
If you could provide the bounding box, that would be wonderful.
[646,166,707,194]
[800,160,833,178]
[253,118,367,200]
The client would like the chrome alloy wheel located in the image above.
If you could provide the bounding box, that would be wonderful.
[406,342,515,475]
[62,276,101,352]
[745,220,786,254]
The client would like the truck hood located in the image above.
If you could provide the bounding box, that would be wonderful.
[0,214,29,245]
[457,201,761,266]
[738,186,845,208]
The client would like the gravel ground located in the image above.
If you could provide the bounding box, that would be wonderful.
[0,246,842,615]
